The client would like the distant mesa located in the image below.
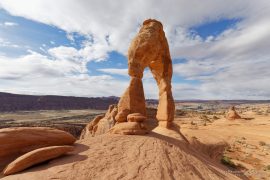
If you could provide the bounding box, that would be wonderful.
[226,106,241,120]
[0,92,119,112]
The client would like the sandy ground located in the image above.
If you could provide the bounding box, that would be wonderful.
[177,104,270,180]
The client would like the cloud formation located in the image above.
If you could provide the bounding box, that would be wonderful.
[0,0,270,99]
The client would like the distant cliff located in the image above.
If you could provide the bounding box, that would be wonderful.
[0,92,119,112]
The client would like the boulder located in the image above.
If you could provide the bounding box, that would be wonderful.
[109,122,148,135]
[0,127,76,160]
[3,145,74,175]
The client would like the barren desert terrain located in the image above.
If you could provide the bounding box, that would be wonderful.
[1,103,269,179]
[175,103,270,179]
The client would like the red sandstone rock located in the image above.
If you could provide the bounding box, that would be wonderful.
[127,113,147,122]
[3,145,74,175]
[80,105,118,139]
[116,19,175,127]
[79,114,104,139]
[109,122,148,135]
[0,127,76,160]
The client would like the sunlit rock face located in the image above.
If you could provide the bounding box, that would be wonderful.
[116,19,175,128]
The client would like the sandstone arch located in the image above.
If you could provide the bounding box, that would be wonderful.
[115,19,175,128]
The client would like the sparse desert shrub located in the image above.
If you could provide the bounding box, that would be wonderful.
[267,165,270,170]
[259,141,266,146]
[191,121,196,125]
[212,115,219,120]
[221,156,237,168]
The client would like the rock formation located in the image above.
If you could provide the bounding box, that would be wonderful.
[0,127,76,171]
[3,146,74,175]
[79,114,105,139]
[226,106,241,120]
[80,104,117,138]
[116,19,175,128]
[80,19,175,139]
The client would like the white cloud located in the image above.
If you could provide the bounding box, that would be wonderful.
[48,46,80,61]
[98,68,128,76]
[48,44,109,63]
[0,21,18,27]
[4,21,18,26]
[0,37,19,48]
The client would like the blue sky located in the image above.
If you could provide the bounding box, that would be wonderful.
[0,0,270,100]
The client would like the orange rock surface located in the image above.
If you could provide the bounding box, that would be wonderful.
[116,19,175,128]
[80,104,118,139]
[226,106,241,120]
[109,122,148,135]
[0,127,76,170]
[79,114,104,139]
[3,145,74,176]
[1,128,240,180]
[127,113,147,122]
